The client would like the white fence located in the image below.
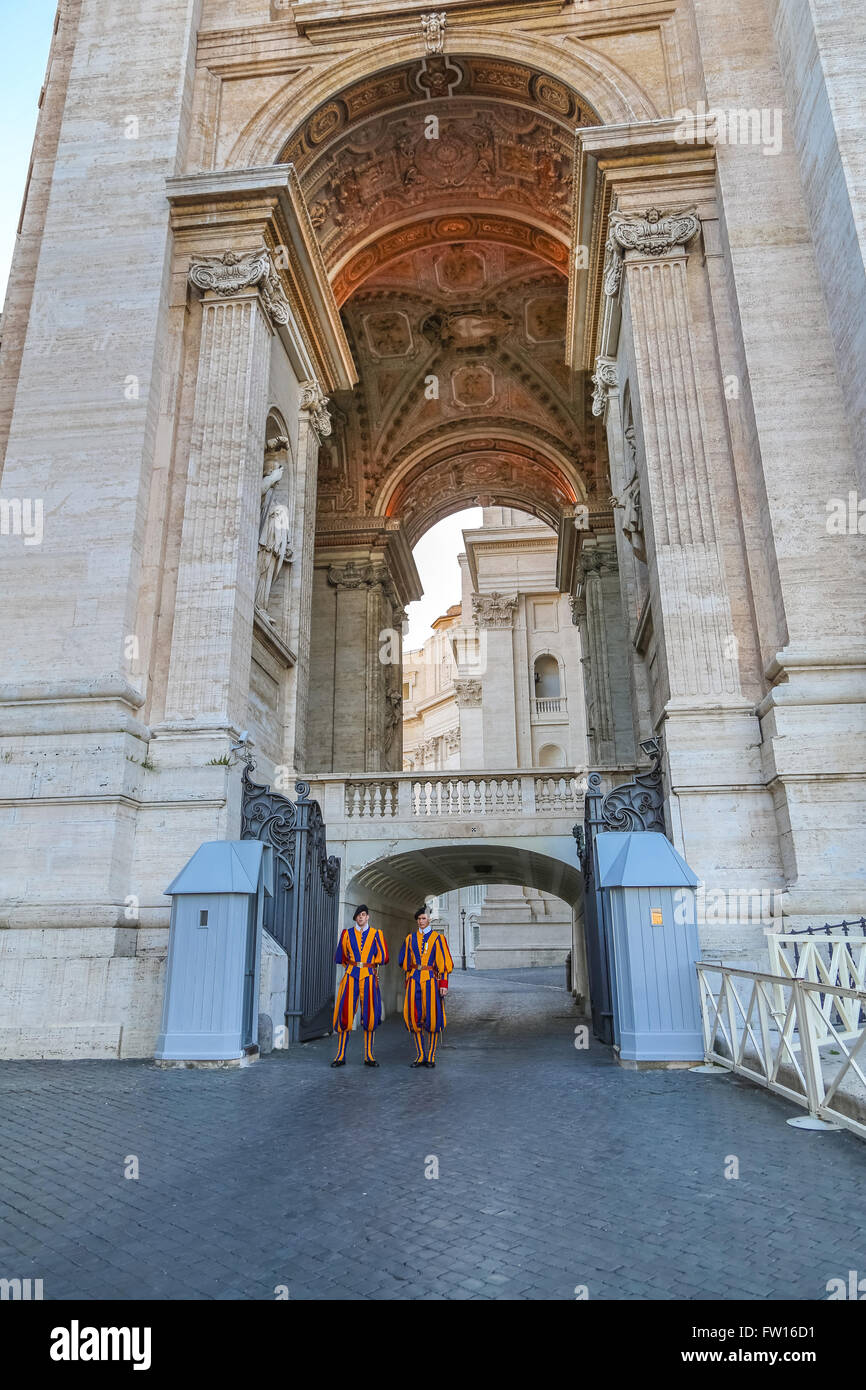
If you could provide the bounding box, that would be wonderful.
[696,964,866,1140]
[767,935,866,1046]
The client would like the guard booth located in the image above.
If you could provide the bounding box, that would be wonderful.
[155,840,273,1064]
[595,831,702,1065]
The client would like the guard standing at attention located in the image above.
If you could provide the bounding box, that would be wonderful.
[399,906,454,1068]
[331,905,389,1067]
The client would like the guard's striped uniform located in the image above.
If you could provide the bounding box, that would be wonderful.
[332,925,389,1062]
[399,928,454,1063]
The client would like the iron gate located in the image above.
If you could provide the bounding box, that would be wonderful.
[574,738,666,1044]
[241,763,341,1043]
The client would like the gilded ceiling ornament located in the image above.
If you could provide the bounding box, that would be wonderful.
[421,12,447,56]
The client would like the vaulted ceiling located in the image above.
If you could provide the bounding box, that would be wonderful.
[291,54,605,545]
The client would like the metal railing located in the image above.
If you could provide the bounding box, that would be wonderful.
[696,963,866,1140]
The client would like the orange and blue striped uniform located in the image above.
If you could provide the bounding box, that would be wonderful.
[399,928,454,1063]
[332,925,389,1062]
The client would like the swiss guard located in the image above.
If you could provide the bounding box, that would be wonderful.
[331,905,389,1068]
[398,906,454,1067]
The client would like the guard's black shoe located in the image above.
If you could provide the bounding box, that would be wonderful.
[330,1059,346,1067]
[364,1060,379,1067]
[424,1061,436,1068]
[409,1059,425,1068]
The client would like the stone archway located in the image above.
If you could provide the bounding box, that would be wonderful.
[298,51,612,774]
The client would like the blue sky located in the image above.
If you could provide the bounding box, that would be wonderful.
[0,1,57,300]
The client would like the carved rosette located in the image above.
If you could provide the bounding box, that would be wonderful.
[602,208,700,299]
[590,356,618,417]
[299,379,332,442]
[454,678,483,708]
[188,248,291,331]
[472,592,518,629]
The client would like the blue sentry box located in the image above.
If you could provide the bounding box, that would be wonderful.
[155,841,273,1062]
[595,831,703,1063]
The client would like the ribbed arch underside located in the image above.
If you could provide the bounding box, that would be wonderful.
[348,841,583,909]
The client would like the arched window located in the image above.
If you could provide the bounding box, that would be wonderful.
[538,743,566,768]
[533,654,561,699]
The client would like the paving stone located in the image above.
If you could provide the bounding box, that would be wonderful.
[0,967,863,1301]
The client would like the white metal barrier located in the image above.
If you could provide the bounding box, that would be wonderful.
[767,935,866,1045]
[696,964,866,1140]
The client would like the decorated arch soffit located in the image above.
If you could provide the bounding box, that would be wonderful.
[256,53,630,543]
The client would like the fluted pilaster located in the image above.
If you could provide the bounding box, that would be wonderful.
[163,287,271,727]
[616,222,741,701]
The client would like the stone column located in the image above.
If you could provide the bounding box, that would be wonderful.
[473,592,519,769]
[307,555,405,773]
[158,251,282,754]
[571,532,636,769]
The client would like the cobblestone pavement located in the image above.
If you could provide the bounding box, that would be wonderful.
[1,967,864,1301]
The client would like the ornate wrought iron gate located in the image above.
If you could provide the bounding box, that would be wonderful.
[241,764,341,1043]
[574,738,666,1045]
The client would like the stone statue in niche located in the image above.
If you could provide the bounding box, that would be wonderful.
[610,423,646,563]
[384,686,403,762]
[255,439,293,620]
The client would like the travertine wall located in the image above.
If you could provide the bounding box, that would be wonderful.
[0,0,863,1056]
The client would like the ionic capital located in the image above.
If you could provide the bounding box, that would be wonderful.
[327,560,377,590]
[188,248,291,331]
[602,208,700,298]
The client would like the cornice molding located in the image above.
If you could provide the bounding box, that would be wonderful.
[167,165,357,394]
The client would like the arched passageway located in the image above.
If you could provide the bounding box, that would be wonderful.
[339,840,589,1021]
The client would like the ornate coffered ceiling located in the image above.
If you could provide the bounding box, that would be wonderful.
[284,55,597,287]
[301,55,605,549]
